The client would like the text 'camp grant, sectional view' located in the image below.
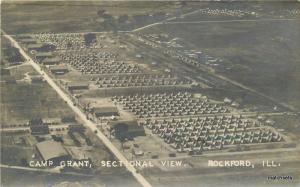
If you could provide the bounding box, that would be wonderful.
[1,1,300,187]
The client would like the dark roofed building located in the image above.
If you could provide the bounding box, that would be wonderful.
[29,118,49,135]
[93,106,119,118]
[61,115,85,132]
[110,120,145,139]
[36,141,70,165]
[61,115,76,123]
[68,123,85,133]
[30,75,44,83]
[67,82,89,91]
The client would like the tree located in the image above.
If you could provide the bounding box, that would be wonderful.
[20,158,28,166]
[102,13,113,20]
[84,33,96,46]
[97,9,106,17]
[5,46,24,62]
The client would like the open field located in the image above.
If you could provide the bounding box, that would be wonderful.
[1,167,141,187]
[0,79,73,124]
[139,19,300,110]
[1,1,194,34]
[269,115,300,141]
[170,1,300,22]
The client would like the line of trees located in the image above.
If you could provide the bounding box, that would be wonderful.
[3,45,24,63]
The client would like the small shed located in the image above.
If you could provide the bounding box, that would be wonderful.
[30,75,44,83]
[29,118,49,135]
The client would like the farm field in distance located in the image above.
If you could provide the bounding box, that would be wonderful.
[140,19,300,110]
[1,1,195,34]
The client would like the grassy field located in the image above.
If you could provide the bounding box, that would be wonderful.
[1,1,193,34]
[1,167,141,187]
[170,1,300,22]
[140,19,300,110]
[0,80,73,124]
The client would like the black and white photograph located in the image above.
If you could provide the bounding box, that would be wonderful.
[1,1,300,186]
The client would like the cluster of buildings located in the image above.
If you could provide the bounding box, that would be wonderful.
[60,51,117,61]
[137,35,203,69]
[139,115,282,152]
[285,9,300,16]
[17,32,284,156]
[34,33,99,50]
[60,52,141,74]
[18,35,56,52]
[196,8,257,18]
[33,33,121,50]
[112,92,229,118]
[28,117,91,166]
[91,74,192,88]
[29,117,84,135]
